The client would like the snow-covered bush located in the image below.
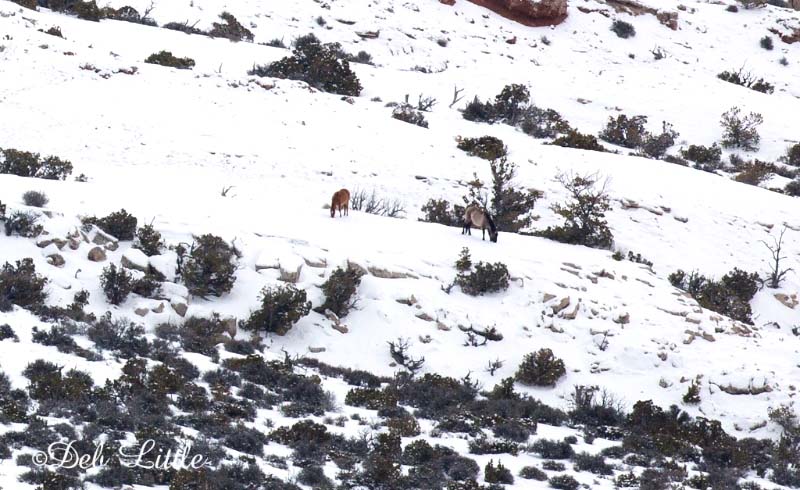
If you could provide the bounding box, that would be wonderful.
[455,261,510,296]
[163,21,206,35]
[668,268,759,324]
[22,190,48,208]
[780,143,800,167]
[209,12,253,42]
[133,224,164,256]
[717,69,774,94]
[549,474,580,489]
[785,179,800,196]
[87,314,150,358]
[0,148,73,180]
[573,452,614,474]
[0,324,17,342]
[640,122,679,159]
[315,265,363,317]
[83,208,137,240]
[391,104,429,128]
[551,129,608,152]
[611,20,636,38]
[420,199,464,227]
[172,315,230,358]
[0,258,47,312]
[516,349,567,387]
[462,96,496,123]
[145,51,195,69]
[493,84,530,125]
[457,136,507,161]
[734,159,774,186]
[350,188,406,218]
[680,143,723,170]
[600,114,649,149]
[100,264,134,305]
[536,172,613,249]
[242,285,311,336]
[761,36,774,50]
[519,466,548,480]
[484,460,514,484]
[74,0,102,21]
[520,106,571,139]
[489,157,541,232]
[182,234,238,297]
[4,210,43,238]
[249,33,362,96]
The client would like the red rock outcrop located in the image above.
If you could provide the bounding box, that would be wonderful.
[466,0,568,27]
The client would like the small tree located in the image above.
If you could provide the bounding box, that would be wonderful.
[0,259,47,312]
[779,143,800,167]
[133,224,164,257]
[455,247,472,272]
[515,348,566,387]
[599,114,648,149]
[455,261,509,296]
[493,84,530,125]
[720,107,763,151]
[315,265,363,317]
[489,157,540,233]
[243,285,312,335]
[182,234,237,298]
[537,173,613,249]
[100,264,134,306]
[761,226,793,288]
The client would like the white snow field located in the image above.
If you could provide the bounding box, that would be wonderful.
[1,0,800,487]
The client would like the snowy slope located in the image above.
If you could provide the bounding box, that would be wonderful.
[1,0,800,487]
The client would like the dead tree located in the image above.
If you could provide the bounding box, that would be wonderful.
[761,225,793,288]
[388,338,425,375]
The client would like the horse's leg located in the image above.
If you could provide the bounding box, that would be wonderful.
[482,227,486,240]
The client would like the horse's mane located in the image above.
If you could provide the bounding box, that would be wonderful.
[484,211,497,233]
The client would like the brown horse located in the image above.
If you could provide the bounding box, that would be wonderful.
[330,188,351,218]
[462,204,498,242]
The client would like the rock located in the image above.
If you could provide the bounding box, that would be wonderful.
[37,237,66,250]
[171,299,188,317]
[543,293,556,303]
[561,303,580,320]
[415,312,434,322]
[396,295,418,306]
[674,215,688,223]
[134,307,149,317]
[552,297,570,314]
[368,265,418,279]
[467,0,568,27]
[347,260,369,276]
[222,317,237,338]
[279,257,304,283]
[775,293,799,309]
[105,241,119,252]
[332,323,349,334]
[85,225,118,246]
[613,312,630,324]
[255,251,279,271]
[149,252,178,282]
[436,321,451,331]
[303,256,327,268]
[68,237,81,250]
[151,303,165,313]
[440,0,455,4]
[656,10,678,30]
[47,254,65,268]
[308,346,327,353]
[121,248,149,272]
[87,246,107,262]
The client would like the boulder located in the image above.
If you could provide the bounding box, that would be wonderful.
[149,252,178,281]
[121,248,149,272]
[222,317,237,338]
[552,297,570,314]
[368,265,418,279]
[87,246,107,262]
[775,293,798,309]
[134,307,149,317]
[467,0,568,27]
[279,256,304,283]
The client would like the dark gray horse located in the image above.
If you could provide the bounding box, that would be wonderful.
[462,204,498,242]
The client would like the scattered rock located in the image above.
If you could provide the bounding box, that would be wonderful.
[149,252,178,281]
[415,312,434,322]
[396,295,418,306]
[47,254,65,268]
[368,265,418,279]
[121,248,149,272]
[37,237,66,250]
[775,293,798,309]
[552,297,570,315]
[543,293,556,303]
[436,321,450,331]
[151,303,165,314]
[87,246,107,262]
[105,241,119,252]
[171,299,188,317]
[346,260,369,276]
[614,312,630,325]
[308,346,327,353]
[134,307,149,317]
[561,302,580,320]
[303,256,327,268]
[68,237,81,250]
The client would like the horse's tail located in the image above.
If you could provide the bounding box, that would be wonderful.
[484,211,497,233]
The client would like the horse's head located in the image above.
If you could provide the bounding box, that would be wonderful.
[489,229,498,243]
[330,205,336,218]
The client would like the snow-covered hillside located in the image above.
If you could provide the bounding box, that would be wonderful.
[1,0,800,488]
